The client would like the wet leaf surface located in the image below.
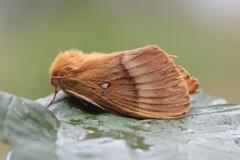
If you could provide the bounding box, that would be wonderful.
[1,91,240,160]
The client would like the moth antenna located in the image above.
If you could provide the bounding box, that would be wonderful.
[47,86,58,108]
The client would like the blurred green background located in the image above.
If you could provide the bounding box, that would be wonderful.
[0,0,240,159]
[0,0,239,102]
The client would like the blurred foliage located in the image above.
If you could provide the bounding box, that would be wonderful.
[0,0,239,102]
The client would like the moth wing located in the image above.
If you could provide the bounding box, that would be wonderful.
[94,45,190,119]
[63,45,191,119]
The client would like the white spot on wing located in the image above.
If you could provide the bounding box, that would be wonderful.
[100,82,110,89]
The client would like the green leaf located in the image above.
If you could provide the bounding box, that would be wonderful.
[1,91,240,160]
[0,92,59,160]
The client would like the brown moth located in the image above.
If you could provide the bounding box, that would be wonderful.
[49,45,199,119]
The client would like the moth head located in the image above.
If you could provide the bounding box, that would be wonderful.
[49,50,86,86]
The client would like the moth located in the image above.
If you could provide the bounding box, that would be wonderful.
[49,45,199,119]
